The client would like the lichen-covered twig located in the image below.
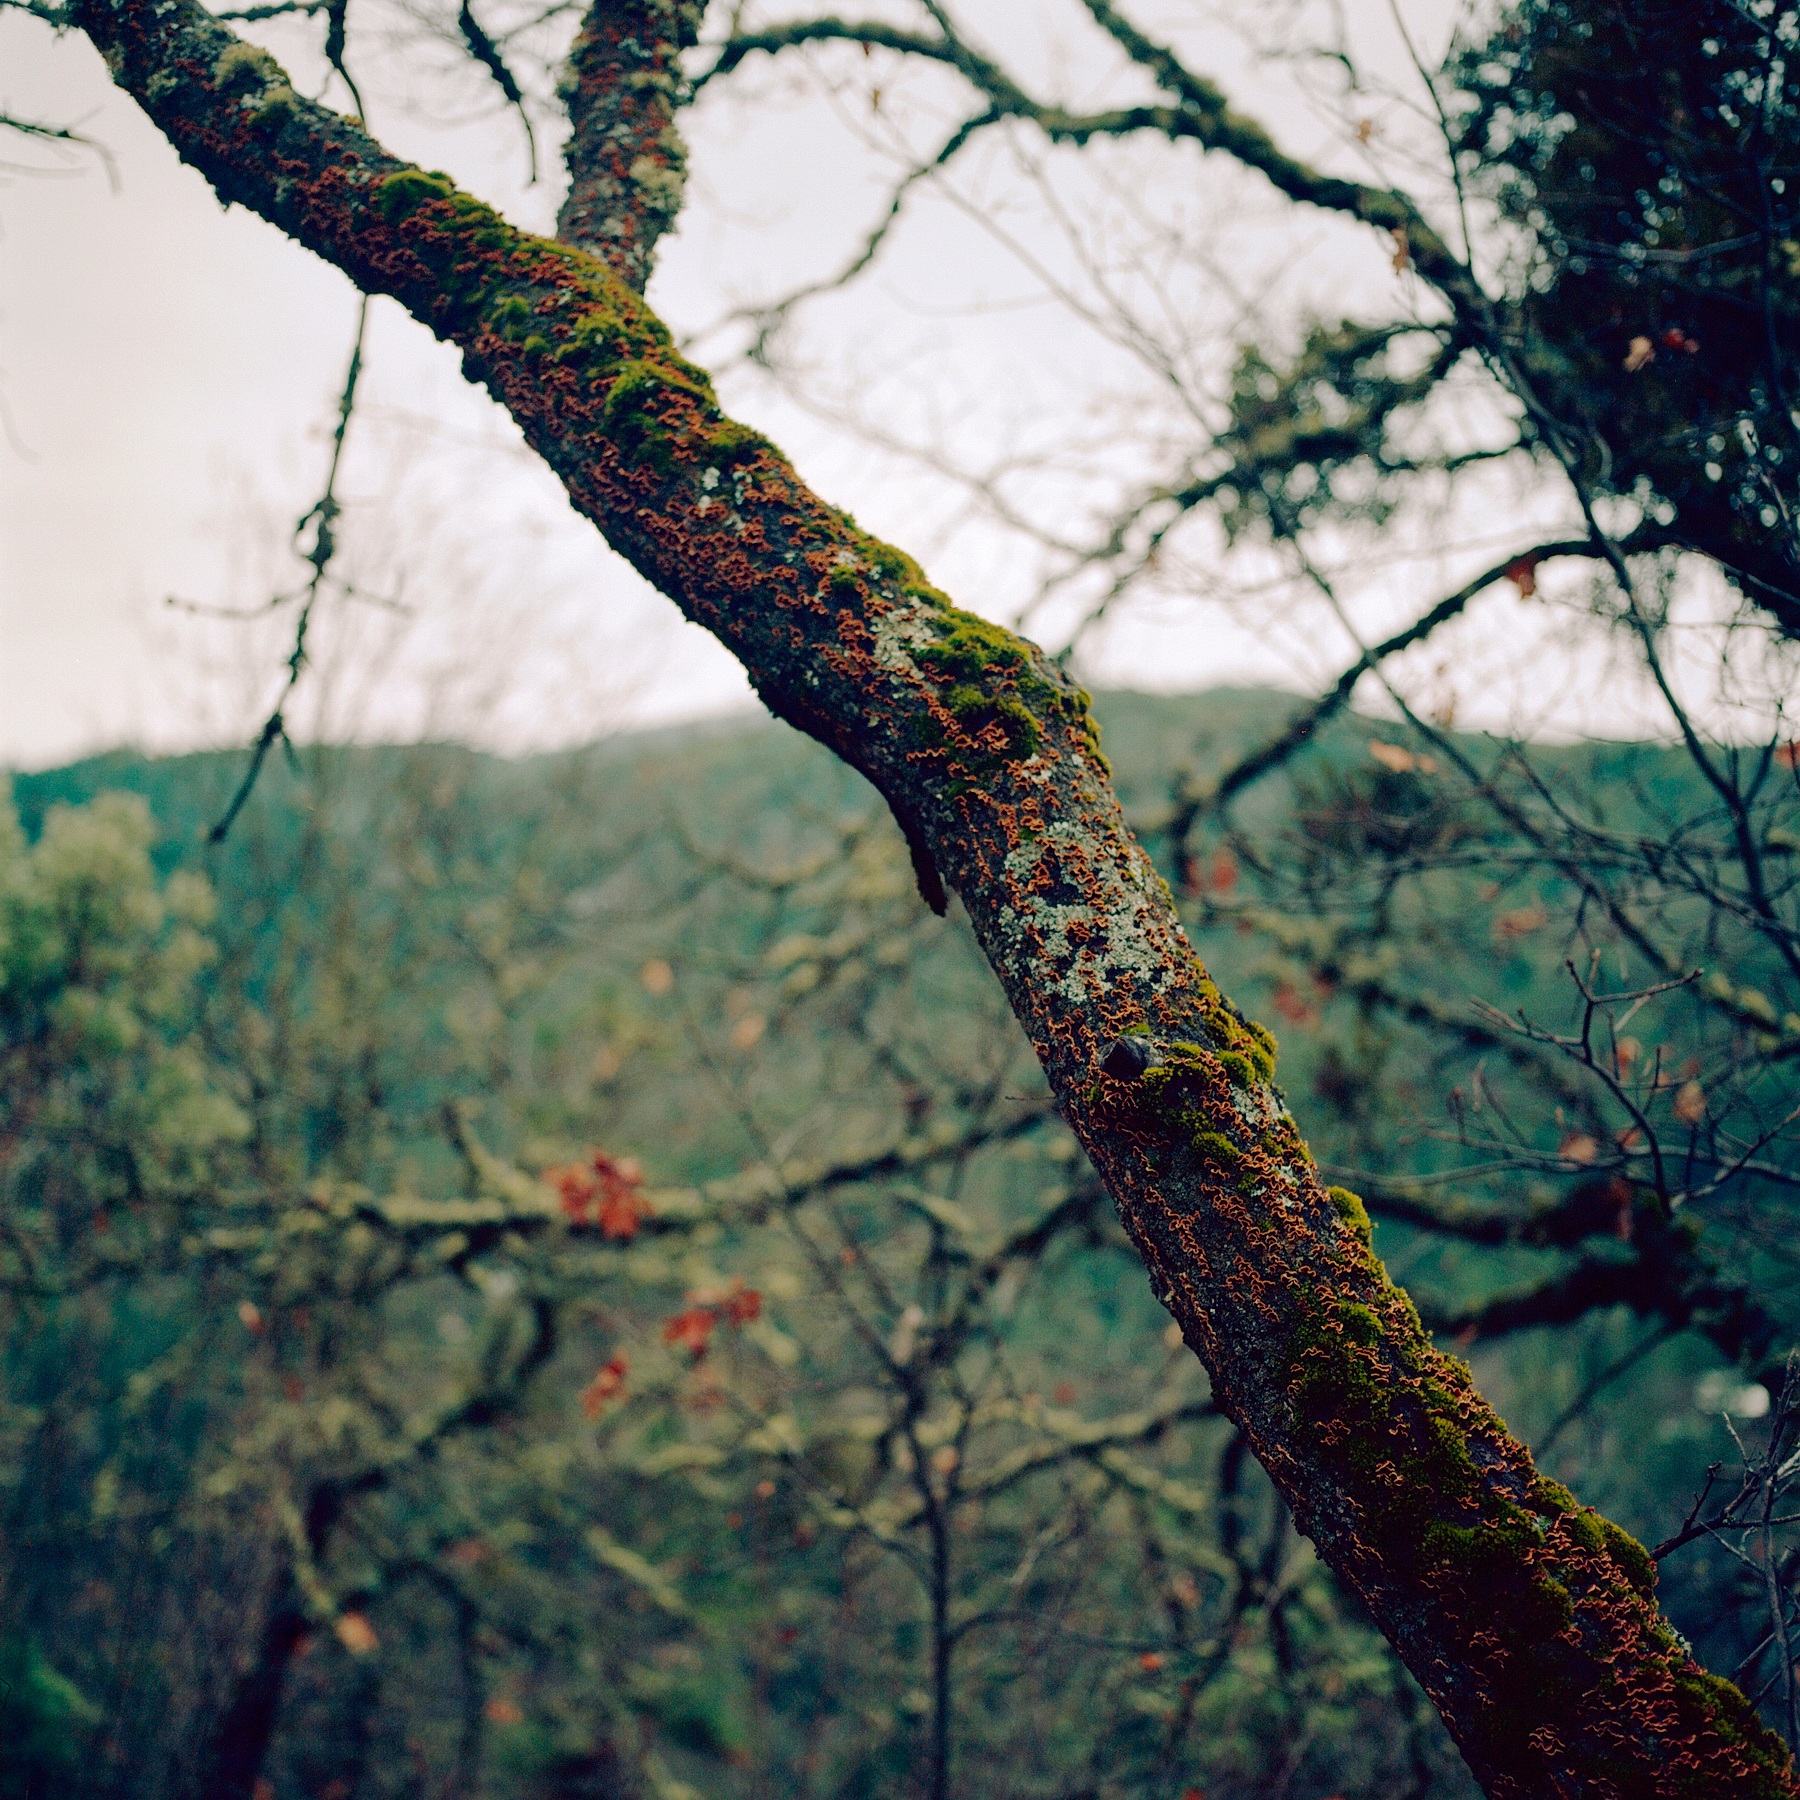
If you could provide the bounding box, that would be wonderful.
[555,0,700,289]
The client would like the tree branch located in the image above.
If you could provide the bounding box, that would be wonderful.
[554,0,701,286]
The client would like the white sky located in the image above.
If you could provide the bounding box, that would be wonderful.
[3,0,1778,772]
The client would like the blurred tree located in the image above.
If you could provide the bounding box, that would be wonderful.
[0,749,1479,1798]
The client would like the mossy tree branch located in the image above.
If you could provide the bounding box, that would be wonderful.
[62,0,1799,1789]
[556,0,701,288]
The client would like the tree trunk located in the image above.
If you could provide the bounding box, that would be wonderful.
[65,1,1799,1790]
[197,1571,308,1800]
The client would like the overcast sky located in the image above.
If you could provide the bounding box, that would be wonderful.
[6,0,1742,774]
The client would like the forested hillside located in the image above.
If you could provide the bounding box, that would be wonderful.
[4,687,1793,1800]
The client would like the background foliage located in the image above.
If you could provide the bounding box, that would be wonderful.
[4,683,1796,1799]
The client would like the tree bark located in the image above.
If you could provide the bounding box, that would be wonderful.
[63,0,1798,1790]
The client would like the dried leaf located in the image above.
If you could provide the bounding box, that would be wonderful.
[1558,1132,1599,1165]
[1272,982,1318,1029]
[1494,901,1549,940]
[1673,1079,1707,1124]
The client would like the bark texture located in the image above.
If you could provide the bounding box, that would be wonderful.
[66,0,1799,1790]
[555,0,698,287]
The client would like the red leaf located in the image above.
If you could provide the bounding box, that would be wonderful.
[549,1163,598,1223]
[719,1279,762,1326]
[1502,555,1540,598]
[580,1355,628,1419]
[663,1308,717,1358]
[1493,901,1549,941]
[548,1149,653,1239]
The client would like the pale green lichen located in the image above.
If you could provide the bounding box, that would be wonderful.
[214,41,286,90]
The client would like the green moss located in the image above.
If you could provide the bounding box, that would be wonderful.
[1079,700,1107,770]
[866,542,918,582]
[1214,1049,1257,1089]
[1527,1483,1657,1595]
[1187,981,1278,1082]
[596,359,718,472]
[1599,1519,1658,1596]
[1188,1130,1242,1166]
[1132,1051,1250,1163]
[1326,1186,1372,1240]
[366,175,520,313]
[1562,1510,1606,1553]
[1522,1572,1576,1634]
[1666,1665,1794,1785]
[902,602,1104,787]
[246,85,295,128]
[375,168,456,224]
[553,308,614,361]
[916,609,1032,686]
[1421,1513,1545,1580]
[1528,1477,1579,1517]
[1285,1292,1531,1577]
[705,421,764,460]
